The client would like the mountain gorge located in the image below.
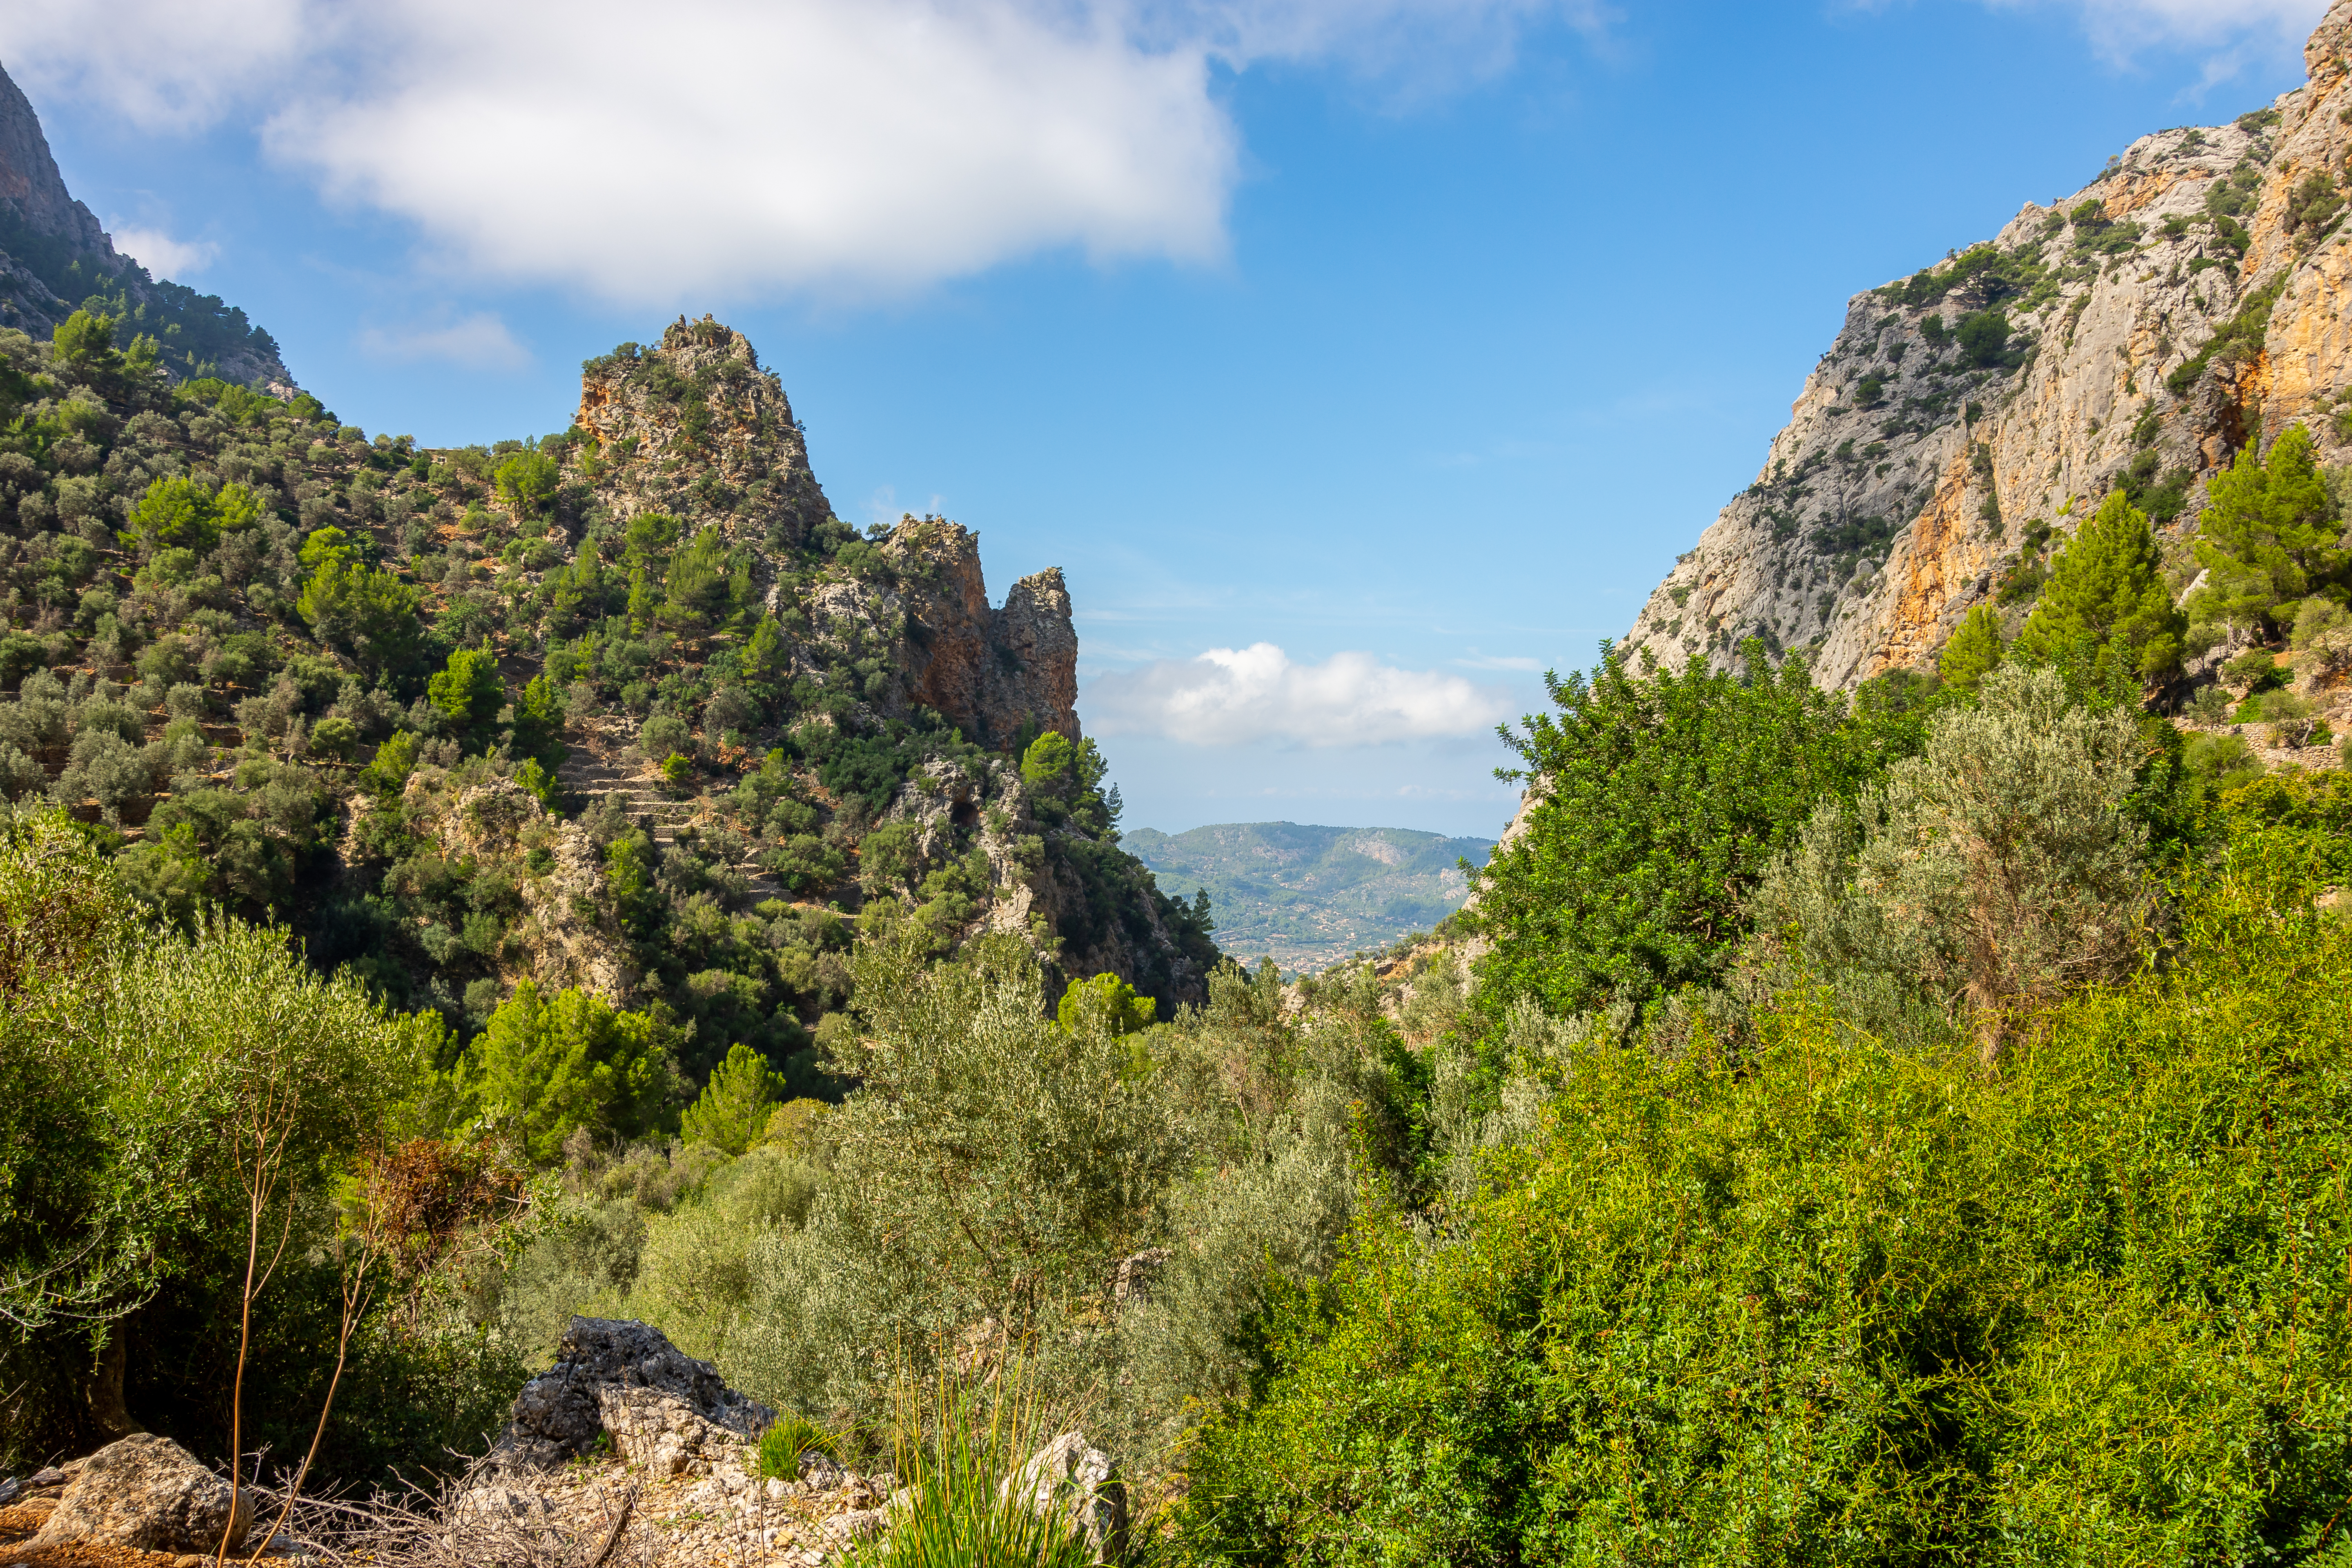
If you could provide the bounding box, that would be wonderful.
[1623,3,2352,695]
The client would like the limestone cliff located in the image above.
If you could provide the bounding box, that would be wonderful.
[0,58,292,390]
[1622,1,2352,688]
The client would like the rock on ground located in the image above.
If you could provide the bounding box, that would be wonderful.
[24,1434,251,1556]
[1004,1432,1128,1564]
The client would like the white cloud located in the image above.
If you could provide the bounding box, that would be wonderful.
[0,0,315,131]
[1455,650,1542,671]
[1,0,1606,305]
[1083,642,1513,746]
[355,311,531,371]
[107,224,217,278]
[1968,0,2325,71]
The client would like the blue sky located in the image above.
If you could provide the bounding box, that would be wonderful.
[0,0,2324,838]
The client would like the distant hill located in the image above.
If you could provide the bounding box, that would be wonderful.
[1124,822,1494,975]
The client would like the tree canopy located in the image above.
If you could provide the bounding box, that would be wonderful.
[1466,643,1926,1022]
[2017,490,2185,681]
[2190,422,2344,633]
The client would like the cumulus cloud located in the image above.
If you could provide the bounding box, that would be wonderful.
[0,0,1605,305]
[107,224,217,278]
[1084,642,1513,746]
[355,311,531,371]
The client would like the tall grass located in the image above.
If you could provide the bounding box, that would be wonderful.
[844,1370,1106,1568]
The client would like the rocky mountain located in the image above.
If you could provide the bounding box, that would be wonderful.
[1621,1,2352,691]
[0,60,291,390]
[0,266,1212,1093]
[1124,821,1492,974]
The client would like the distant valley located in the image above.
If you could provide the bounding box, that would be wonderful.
[1124,821,1494,975]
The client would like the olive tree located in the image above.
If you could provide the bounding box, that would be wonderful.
[1755,663,2152,1066]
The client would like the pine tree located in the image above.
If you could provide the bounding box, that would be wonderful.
[426,645,504,746]
[2018,490,2186,681]
[1938,604,2005,695]
[681,1040,782,1154]
[2191,423,2344,633]
[463,982,681,1162]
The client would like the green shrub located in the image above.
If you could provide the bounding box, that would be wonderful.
[1179,846,2352,1565]
[1955,308,2011,366]
[681,1041,783,1155]
[2183,730,2263,793]
[2222,647,2285,691]
[1466,642,1927,1024]
[457,982,683,1162]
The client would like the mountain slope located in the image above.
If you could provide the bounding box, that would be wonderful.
[1125,821,1492,973]
[0,292,1216,1093]
[0,60,291,389]
[1621,1,2352,690]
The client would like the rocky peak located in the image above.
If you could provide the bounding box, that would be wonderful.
[0,60,112,256]
[573,314,833,554]
[0,59,294,390]
[1620,0,2352,690]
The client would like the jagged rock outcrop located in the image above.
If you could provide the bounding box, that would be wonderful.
[0,67,109,256]
[574,315,833,557]
[0,61,293,389]
[883,516,1082,746]
[1622,0,2352,689]
[491,1317,773,1479]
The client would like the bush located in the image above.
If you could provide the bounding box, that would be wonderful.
[641,710,691,759]
[1179,849,2352,1565]
[681,1041,783,1155]
[1955,307,2010,367]
[1755,664,2150,1065]
[2223,646,2285,691]
[457,982,684,1162]
[2184,730,2263,793]
[1466,642,1925,1024]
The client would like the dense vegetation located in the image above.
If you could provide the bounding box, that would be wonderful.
[10,220,2352,1566]
[0,305,1205,1106]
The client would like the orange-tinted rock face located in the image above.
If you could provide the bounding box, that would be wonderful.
[1621,0,2352,691]
[886,519,1081,747]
